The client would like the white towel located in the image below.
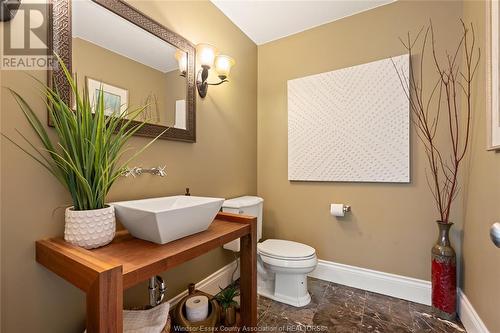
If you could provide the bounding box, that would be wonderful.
[124,302,170,333]
[84,302,170,333]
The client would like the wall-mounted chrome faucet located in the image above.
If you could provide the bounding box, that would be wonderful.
[123,166,166,177]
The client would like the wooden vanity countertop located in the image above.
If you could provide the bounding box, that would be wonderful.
[36,212,255,290]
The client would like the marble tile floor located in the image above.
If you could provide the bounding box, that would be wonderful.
[256,277,466,333]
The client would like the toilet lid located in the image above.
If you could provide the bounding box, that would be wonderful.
[258,239,316,259]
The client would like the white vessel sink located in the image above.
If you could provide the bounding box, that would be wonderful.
[112,196,224,244]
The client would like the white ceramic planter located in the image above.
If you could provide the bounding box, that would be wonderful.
[64,205,115,249]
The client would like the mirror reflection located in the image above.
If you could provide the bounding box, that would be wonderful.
[71,0,187,129]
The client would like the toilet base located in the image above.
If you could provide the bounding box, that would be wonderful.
[258,287,312,307]
[257,272,312,307]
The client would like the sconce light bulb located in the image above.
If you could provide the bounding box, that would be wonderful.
[175,50,187,76]
[196,43,218,68]
[214,55,235,79]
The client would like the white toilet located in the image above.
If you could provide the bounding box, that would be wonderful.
[222,196,317,307]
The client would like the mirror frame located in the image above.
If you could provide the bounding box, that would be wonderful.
[48,0,197,142]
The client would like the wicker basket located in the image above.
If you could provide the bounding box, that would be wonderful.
[173,284,220,331]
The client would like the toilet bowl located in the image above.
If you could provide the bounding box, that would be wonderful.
[221,196,318,307]
[257,239,317,307]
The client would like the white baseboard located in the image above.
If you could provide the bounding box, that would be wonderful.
[457,289,490,333]
[309,259,432,305]
[167,259,240,306]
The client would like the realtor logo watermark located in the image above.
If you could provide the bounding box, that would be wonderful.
[2,2,55,70]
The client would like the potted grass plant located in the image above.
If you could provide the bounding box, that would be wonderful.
[3,57,164,249]
[215,283,239,326]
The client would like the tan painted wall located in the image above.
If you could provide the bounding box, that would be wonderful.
[257,0,464,281]
[0,0,257,332]
[462,1,500,331]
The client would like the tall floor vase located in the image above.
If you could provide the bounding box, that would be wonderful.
[431,221,456,319]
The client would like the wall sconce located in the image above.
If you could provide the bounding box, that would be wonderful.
[175,43,235,98]
[175,50,187,77]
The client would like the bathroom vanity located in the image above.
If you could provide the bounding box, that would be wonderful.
[35,212,257,333]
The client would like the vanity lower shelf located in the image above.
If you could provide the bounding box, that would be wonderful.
[35,212,258,333]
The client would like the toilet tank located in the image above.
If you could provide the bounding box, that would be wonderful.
[222,196,263,252]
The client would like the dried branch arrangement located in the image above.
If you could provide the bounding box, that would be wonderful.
[394,21,480,223]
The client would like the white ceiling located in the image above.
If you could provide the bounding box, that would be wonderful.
[72,0,180,73]
[210,0,395,45]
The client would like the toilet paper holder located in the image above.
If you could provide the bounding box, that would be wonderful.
[330,203,351,217]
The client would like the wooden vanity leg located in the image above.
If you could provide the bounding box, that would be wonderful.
[240,221,257,328]
[86,266,123,333]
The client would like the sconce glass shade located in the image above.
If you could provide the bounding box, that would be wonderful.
[214,55,235,80]
[175,50,187,75]
[196,43,218,68]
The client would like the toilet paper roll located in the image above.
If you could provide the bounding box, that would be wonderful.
[330,204,346,217]
[185,295,209,322]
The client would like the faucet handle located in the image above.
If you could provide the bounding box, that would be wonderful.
[123,167,134,177]
[157,166,167,177]
[123,166,140,177]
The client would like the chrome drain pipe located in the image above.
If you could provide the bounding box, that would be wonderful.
[149,275,167,307]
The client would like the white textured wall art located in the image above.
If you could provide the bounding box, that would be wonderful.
[288,54,410,183]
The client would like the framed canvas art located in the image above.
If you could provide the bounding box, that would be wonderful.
[287,54,410,183]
